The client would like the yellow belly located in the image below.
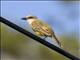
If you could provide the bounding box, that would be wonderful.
[35,31,45,36]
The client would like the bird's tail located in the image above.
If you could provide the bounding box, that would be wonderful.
[52,33,62,47]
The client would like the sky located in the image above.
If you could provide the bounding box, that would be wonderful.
[1,1,79,36]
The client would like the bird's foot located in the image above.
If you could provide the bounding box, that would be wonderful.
[43,36,47,40]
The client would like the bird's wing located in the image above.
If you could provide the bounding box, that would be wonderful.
[31,20,53,36]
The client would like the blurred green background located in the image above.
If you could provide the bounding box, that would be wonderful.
[1,1,79,60]
[1,23,79,60]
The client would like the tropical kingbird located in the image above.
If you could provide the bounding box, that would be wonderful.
[22,15,62,47]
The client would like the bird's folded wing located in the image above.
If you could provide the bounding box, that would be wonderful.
[31,20,53,36]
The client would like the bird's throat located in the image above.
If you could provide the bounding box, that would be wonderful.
[27,19,35,24]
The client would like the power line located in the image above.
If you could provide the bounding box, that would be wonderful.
[0,17,80,60]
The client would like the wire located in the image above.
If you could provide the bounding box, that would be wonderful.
[0,17,80,60]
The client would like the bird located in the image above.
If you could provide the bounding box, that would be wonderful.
[22,15,62,47]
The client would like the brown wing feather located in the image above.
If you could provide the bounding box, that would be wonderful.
[31,20,52,37]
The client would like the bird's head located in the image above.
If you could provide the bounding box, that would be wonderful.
[22,15,37,20]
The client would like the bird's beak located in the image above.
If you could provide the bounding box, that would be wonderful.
[21,17,27,20]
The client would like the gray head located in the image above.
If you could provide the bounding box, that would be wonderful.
[22,15,37,20]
